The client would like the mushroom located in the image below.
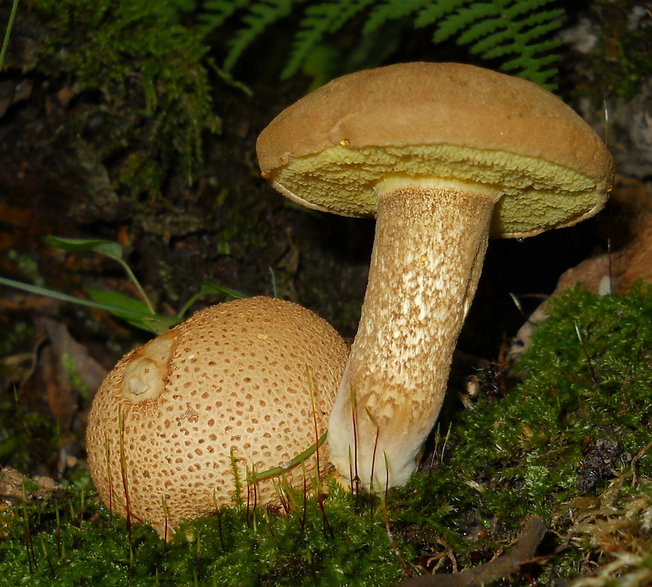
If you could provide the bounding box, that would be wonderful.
[256,62,614,489]
[86,296,348,538]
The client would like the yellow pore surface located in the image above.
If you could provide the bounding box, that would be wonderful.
[270,143,606,238]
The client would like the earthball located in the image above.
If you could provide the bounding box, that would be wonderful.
[86,296,348,537]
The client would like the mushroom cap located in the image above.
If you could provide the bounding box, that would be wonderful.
[256,62,614,238]
[86,296,348,537]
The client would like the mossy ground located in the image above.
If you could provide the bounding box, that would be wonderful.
[1,285,650,585]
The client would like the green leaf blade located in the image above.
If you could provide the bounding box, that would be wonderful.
[43,236,125,263]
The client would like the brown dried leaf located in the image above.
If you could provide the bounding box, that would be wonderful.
[19,317,107,430]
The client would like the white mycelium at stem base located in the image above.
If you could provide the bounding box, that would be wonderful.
[328,178,500,488]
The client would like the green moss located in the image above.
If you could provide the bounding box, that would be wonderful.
[170,486,405,585]
[6,251,43,287]
[425,285,650,572]
[0,386,61,473]
[0,475,404,585]
[0,286,650,583]
[15,0,219,200]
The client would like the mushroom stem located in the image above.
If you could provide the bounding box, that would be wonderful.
[328,177,501,488]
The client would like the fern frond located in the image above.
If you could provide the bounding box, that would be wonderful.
[414,0,468,28]
[470,27,513,55]
[208,0,565,90]
[520,22,563,47]
[363,0,429,34]
[282,0,376,80]
[198,0,251,35]
[281,3,335,79]
[328,0,378,31]
[510,57,558,87]
[223,0,297,72]
[519,10,565,40]
[428,0,564,89]
[467,9,562,60]
[434,4,498,43]
[504,0,554,19]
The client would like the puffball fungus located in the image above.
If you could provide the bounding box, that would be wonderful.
[86,296,348,538]
[256,62,614,489]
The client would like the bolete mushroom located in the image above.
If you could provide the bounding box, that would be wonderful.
[86,296,348,538]
[256,62,614,489]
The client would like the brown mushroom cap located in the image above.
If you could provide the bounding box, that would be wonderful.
[86,296,348,538]
[257,61,614,237]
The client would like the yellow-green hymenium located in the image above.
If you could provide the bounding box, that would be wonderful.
[256,62,614,489]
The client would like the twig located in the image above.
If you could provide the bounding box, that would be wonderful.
[400,516,547,586]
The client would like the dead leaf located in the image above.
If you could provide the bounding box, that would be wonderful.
[19,317,107,431]
[0,466,65,505]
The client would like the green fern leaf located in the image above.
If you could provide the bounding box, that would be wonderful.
[208,0,565,90]
[504,0,553,19]
[282,0,376,80]
[519,11,565,41]
[503,16,562,64]
[364,0,429,34]
[481,6,562,64]
[328,0,378,32]
[505,51,559,86]
[456,16,504,45]
[281,4,336,79]
[510,38,561,62]
[198,0,251,35]
[434,4,498,43]
[470,28,513,54]
[414,0,468,28]
[425,0,563,89]
[224,0,297,72]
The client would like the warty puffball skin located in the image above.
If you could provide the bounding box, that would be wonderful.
[86,296,348,538]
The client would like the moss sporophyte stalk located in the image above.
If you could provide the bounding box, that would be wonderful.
[1,285,650,584]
